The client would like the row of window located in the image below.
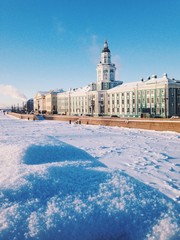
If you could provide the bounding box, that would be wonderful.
[108,97,166,105]
[108,89,166,98]
[108,107,165,114]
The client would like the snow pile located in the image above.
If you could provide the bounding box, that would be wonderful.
[0,113,179,240]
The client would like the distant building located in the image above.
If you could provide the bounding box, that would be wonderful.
[26,98,34,113]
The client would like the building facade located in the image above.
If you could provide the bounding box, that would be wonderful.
[34,91,48,113]
[34,89,64,114]
[106,74,180,118]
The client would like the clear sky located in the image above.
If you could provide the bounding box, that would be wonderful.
[0,0,180,108]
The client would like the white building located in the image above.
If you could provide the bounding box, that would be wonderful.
[37,41,180,118]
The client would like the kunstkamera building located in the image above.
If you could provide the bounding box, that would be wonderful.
[34,41,180,118]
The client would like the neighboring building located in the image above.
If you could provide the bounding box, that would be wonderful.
[34,89,64,114]
[57,85,106,116]
[45,89,64,114]
[107,74,180,118]
[34,91,48,113]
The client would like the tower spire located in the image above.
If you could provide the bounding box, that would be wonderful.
[102,40,110,53]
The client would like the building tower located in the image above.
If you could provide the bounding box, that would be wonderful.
[96,41,122,90]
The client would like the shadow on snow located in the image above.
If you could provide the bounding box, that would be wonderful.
[0,141,179,240]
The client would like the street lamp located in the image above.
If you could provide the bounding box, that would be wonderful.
[91,97,95,116]
[38,100,40,113]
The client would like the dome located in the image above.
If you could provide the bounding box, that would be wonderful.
[102,40,110,53]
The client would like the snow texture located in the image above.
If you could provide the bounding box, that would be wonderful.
[0,112,179,240]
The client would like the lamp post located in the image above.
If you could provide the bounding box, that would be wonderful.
[38,100,40,113]
[91,96,95,116]
[164,84,168,118]
[68,90,71,116]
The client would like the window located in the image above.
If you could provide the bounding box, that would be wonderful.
[156,108,160,114]
[117,108,119,112]
[127,99,130,104]
[133,108,135,113]
[147,98,150,104]
[151,98,154,103]
[133,99,135,104]
[127,108,130,113]
[112,100,114,104]
[177,88,180,94]
[122,99,124,104]
[122,108,124,113]
[177,96,180,103]
[117,100,119,104]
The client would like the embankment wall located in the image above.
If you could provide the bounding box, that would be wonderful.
[8,113,180,133]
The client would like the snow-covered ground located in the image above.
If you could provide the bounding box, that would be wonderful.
[0,112,179,240]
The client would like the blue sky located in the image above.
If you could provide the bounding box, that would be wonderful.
[0,0,180,107]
